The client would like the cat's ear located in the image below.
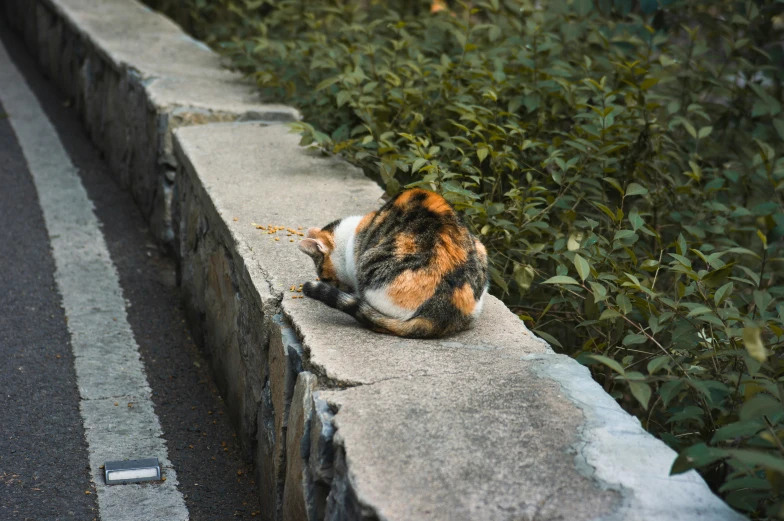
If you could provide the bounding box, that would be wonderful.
[298,238,327,258]
[306,227,321,239]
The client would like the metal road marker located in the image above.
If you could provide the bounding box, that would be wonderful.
[0,39,189,521]
[105,458,162,485]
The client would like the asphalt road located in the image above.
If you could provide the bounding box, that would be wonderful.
[0,20,262,521]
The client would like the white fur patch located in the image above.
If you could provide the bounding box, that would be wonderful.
[471,290,487,320]
[332,215,362,292]
[364,287,417,320]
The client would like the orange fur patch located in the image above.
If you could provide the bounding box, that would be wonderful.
[320,256,337,282]
[395,233,418,257]
[474,239,487,261]
[356,211,376,233]
[452,283,476,316]
[423,192,452,215]
[434,229,468,273]
[315,229,335,251]
[398,317,434,336]
[374,317,433,337]
[393,189,420,209]
[387,269,439,310]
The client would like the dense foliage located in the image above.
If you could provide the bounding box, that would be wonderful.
[145,0,784,517]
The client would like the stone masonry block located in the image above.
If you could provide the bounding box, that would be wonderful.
[308,393,335,521]
[256,378,277,521]
[265,314,307,520]
[282,371,317,521]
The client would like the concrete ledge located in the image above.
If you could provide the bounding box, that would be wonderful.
[2,1,747,520]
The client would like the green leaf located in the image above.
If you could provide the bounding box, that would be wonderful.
[682,120,697,139]
[753,290,772,313]
[701,265,732,289]
[676,234,688,256]
[686,305,713,318]
[669,253,692,267]
[628,207,644,231]
[411,158,428,174]
[740,394,782,422]
[623,333,648,345]
[711,420,765,443]
[477,147,489,163]
[315,76,341,91]
[614,229,636,242]
[625,183,648,196]
[513,263,535,293]
[587,354,625,375]
[742,327,767,363]
[573,254,591,282]
[543,275,581,285]
[688,380,730,406]
[724,490,770,513]
[567,231,583,251]
[727,450,784,475]
[668,405,706,426]
[594,202,618,221]
[628,381,652,410]
[336,90,352,107]
[533,329,563,349]
[489,266,509,294]
[774,118,784,141]
[726,247,760,258]
[719,476,771,493]
[640,77,659,91]
[312,130,331,145]
[697,126,713,139]
[616,294,632,314]
[670,443,728,475]
[599,309,621,320]
[589,281,607,302]
[659,379,687,406]
[647,356,670,375]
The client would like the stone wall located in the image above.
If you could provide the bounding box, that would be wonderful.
[1,1,748,520]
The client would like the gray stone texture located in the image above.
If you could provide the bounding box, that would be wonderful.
[4,1,749,520]
[283,371,317,521]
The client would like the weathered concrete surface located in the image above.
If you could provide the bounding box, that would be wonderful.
[530,353,745,521]
[323,352,747,521]
[321,358,620,521]
[2,0,298,245]
[174,121,745,521]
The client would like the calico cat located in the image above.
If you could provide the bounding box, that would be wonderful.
[298,188,489,338]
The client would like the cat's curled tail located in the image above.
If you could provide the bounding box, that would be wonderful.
[302,281,435,339]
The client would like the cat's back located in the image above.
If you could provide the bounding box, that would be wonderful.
[355,188,468,254]
[353,189,488,335]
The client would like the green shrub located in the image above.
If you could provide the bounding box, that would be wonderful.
[144,0,784,517]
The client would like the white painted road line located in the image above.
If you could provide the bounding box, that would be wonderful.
[0,40,189,521]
